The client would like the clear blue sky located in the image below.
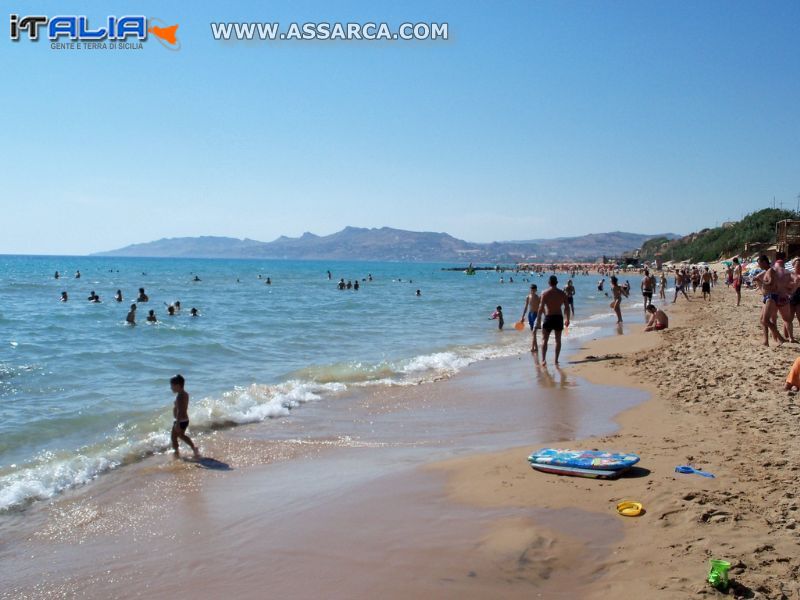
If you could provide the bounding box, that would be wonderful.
[1,1,798,254]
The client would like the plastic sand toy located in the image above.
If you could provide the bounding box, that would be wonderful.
[707,559,731,590]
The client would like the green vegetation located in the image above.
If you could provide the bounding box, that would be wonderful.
[639,208,798,262]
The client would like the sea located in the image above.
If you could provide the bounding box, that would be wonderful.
[0,255,649,513]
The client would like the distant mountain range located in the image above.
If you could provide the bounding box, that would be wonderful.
[92,227,679,263]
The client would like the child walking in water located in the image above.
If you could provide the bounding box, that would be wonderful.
[170,374,200,459]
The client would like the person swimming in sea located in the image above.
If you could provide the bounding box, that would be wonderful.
[167,305,175,316]
[193,275,201,282]
[416,289,421,296]
[87,291,101,302]
[170,374,200,459]
[115,290,123,302]
[75,270,81,279]
[190,307,199,317]
[126,304,136,325]
[174,301,181,312]
[137,288,149,302]
[338,278,346,290]
[354,281,360,291]
[54,271,60,279]
[146,309,157,323]
[265,277,271,285]
[60,291,68,302]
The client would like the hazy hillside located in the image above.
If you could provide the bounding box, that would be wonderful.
[93,227,678,262]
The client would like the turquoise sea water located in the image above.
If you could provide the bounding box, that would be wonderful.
[0,255,645,511]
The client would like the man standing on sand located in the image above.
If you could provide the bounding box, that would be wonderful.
[520,284,542,352]
[170,374,200,459]
[701,267,712,301]
[540,275,570,366]
[754,255,786,347]
[732,257,742,306]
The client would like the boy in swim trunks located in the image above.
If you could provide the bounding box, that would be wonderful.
[171,374,200,458]
[539,275,570,366]
[644,304,669,331]
[521,284,541,352]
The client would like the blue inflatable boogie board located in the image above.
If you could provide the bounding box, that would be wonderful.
[528,448,640,479]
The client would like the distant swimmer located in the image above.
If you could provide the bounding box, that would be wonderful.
[368,274,373,281]
[126,304,137,325]
[190,307,199,317]
[338,278,346,290]
[265,277,271,285]
[54,271,60,279]
[60,291,68,302]
[146,309,157,323]
[597,278,605,292]
[327,270,332,280]
[87,291,101,302]
[170,374,200,459]
[115,290,123,302]
[540,275,570,366]
[354,281,360,291]
[75,270,81,279]
[346,280,352,290]
[500,277,504,284]
[167,305,175,316]
[137,288,149,302]
[490,305,504,330]
[644,304,669,332]
[520,284,542,353]
[416,289,421,296]
[193,275,201,282]
[174,301,181,312]
[509,277,514,283]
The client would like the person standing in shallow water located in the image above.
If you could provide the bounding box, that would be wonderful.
[170,374,199,459]
[539,275,570,366]
[520,284,541,352]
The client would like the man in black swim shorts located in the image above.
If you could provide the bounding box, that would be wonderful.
[539,275,570,366]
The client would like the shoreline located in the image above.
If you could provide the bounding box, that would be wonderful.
[434,288,800,598]
[1,310,651,599]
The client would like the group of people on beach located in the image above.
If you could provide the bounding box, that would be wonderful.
[750,251,800,347]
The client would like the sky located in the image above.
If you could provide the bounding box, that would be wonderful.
[1,0,798,255]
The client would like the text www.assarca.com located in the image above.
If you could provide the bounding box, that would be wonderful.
[210,21,448,42]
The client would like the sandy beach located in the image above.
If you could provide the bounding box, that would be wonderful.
[436,286,800,598]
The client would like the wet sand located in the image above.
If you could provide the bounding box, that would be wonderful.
[1,328,647,599]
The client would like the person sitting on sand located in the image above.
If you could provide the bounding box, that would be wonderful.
[126,303,137,325]
[137,288,149,302]
[540,276,570,366]
[520,284,542,352]
[644,304,669,331]
[147,309,157,323]
[170,374,200,459]
[490,306,504,330]
[784,357,800,391]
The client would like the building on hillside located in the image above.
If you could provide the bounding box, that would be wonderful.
[776,220,800,259]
